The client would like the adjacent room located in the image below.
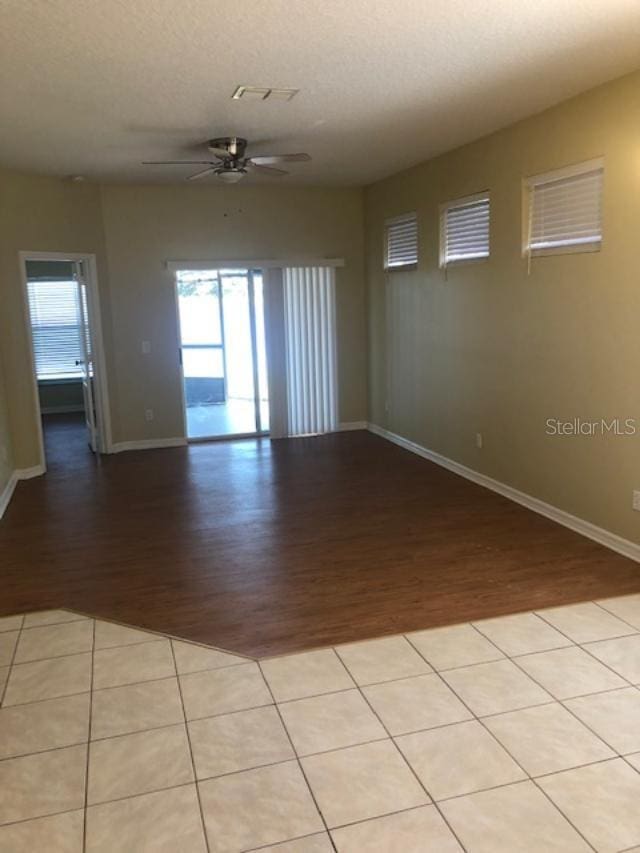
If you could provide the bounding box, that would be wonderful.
[1,2,639,850]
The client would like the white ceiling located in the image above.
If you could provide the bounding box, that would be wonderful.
[1,0,639,186]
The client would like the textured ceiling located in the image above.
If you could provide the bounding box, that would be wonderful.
[1,0,640,186]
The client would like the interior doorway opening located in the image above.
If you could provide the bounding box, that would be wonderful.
[21,252,110,471]
[175,268,269,440]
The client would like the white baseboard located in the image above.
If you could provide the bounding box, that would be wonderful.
[110,437,187,453]
[368,422,640,564]
[17,465,46,480]
[0,473,18,520]
[0,464,46,520]
[41,405,84,414]
[339,421,369,431]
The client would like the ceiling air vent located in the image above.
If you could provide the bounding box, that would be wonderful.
[232,86,299,102]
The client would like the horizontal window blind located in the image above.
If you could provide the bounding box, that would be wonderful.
[527,160,603,254]
[284,266,338,436]
[442,195,490,264]
[385,214,418,269]
[27,280,84,379]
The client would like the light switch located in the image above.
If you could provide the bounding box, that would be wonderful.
[142,341,151,354]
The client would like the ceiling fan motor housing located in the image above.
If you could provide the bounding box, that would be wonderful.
[208,137,248,160]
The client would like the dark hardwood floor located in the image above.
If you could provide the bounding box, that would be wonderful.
[1,413,639,657]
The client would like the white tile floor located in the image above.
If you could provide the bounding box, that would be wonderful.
[0,596,639,851]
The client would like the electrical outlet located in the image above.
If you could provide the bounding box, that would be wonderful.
[145,409,154,422]
[476,432,483,449]
[633,490,640,512]
[141,340,151,354]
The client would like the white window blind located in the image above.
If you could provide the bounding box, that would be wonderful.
[441,193,490,265]
[385,213,418,270]
[283,266,338,436]
[27,280,83,380]
[526,158,603,256]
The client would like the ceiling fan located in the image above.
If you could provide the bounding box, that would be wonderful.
[142,136,311,183]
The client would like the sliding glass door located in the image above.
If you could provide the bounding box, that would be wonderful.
[176,268,269,439]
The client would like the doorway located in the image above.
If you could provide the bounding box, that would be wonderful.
[175,268,269,440]
[21,252,110,471]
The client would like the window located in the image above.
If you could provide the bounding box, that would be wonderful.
[440,193,490,266]
[384,213,418,270]
[525,158,603,257]
[27,280,84,380]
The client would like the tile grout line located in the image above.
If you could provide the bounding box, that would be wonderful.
[0,805,86,831]
[461,627,606,851]
[256,659,339,853]
[3,604,640,847]
[169,639,211,853]
[82,618,96,853]
[508,657,640,779]
[503,605,640,750]
[515,607,640,690]
[76,779,196,813]
[403,622,507,673]
[484,629,624,851]
[3,685,92,712]
[589,600,640,634]
[329,645,470,853]
[243,828,334,851]
[470,620,573,659]
[0,731,93,764]
[0,615,25,708]
[404,628,600,852]
[3,694,624,787]
[577,641,639,690]
[4,626,631,712]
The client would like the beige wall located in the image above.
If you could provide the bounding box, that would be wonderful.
[0,350,13,495]
[365,70,640,544]
[99,184,366,442]
[0,174,366,465]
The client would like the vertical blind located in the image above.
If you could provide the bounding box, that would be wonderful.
[442,194,490,264]
[283,266,338,436]
[385,213,418,269]
[27,280,84,379]
[528,160,603,254]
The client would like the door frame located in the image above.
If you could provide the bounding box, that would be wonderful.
[172,265,269,442]
[19,250,113,472]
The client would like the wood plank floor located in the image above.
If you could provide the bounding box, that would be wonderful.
[1,414,638,657]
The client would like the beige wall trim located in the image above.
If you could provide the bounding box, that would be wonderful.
[110,437,188,453]
[368,423,640,565]
[1,464,47,521]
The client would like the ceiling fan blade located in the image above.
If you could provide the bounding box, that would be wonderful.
[142,161,214,165]
[186,167,217,181]
[246,163,288,177]
[249,153,311,165]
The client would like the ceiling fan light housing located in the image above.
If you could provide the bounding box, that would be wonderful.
[216,168,246,184]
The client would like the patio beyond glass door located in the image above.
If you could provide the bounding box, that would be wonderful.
[176,268,269,439]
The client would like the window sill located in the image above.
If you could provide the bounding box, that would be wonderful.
[37,376,83,385]
[441,256,490,269]
[526,242,601,258]
[384,263,418,273]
